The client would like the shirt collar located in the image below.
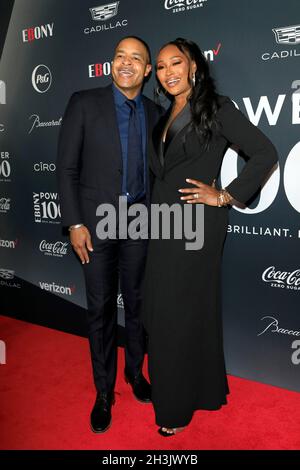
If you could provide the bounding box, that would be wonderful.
[112,83,142,108]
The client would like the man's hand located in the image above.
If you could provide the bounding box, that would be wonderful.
[70,225,93,264]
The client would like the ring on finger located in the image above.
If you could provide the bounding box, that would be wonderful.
[194,193,199,199]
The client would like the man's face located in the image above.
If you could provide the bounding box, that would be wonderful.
[112,38,151,97]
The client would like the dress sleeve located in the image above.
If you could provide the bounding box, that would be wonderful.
[217,96,278,204]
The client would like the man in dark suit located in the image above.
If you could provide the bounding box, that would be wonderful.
[57,36,162,433]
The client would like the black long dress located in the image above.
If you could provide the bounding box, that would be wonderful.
[142,96,278,428]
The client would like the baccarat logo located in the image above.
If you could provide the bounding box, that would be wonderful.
[28,114,62,134]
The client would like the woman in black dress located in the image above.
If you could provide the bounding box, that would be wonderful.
[142,38,278,436]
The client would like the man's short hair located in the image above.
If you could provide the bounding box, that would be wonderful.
[114,36,152,64]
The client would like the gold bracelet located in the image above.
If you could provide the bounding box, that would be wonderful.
[217,189,233,207]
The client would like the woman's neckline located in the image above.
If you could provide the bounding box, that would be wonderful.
[162,101,189,143]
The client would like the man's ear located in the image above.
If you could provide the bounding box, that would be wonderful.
[144,64,152,77]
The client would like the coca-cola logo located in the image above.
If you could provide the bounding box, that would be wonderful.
[117,293,124,308]
[164,0,207,11]
[262,266,300,291]
[39,240,68,257]
[0,197,10,212]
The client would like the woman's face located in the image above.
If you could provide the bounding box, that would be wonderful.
[156,44,196,98]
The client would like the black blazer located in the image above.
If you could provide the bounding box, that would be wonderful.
[150,95,278,205]
[56,84,162,227]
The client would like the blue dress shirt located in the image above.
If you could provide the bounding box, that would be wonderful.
[112,83,147,203]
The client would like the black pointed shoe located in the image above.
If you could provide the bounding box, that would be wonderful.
[124,370,151,403]
[90,390,115,433]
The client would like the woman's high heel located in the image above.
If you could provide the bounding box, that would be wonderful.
[158,426,186,437]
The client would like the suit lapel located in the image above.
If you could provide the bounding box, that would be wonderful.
[96,84,123,170]
[151,111,170,178]
[163,103,192,160]
[143,97,165,179]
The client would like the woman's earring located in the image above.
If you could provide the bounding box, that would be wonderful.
[192,73,196,87]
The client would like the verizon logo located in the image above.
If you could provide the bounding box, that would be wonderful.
[39,281,75,296]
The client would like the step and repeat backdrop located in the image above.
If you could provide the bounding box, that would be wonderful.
[0,0,299,391]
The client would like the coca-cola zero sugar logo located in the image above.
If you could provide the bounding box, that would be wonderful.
[262,266,300,291]
[117,293,124,309]
[32,65,52,93]
[0,197,10,213]
[164,0,208,13]
[39,240,68,258]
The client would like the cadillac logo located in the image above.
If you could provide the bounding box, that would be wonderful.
[90,2,120,21]
[272,25,300,45]
[0,269,14,280]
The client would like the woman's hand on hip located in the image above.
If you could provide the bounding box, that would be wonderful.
[178,178,219,206]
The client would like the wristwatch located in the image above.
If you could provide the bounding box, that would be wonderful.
[68,223,84,231]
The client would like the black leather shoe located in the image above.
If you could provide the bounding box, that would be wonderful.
[90,391,115,433]
[125,370,151,403]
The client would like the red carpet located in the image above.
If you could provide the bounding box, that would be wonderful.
[0,315,299,450]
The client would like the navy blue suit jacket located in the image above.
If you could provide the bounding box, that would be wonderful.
[57,84,162,228]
